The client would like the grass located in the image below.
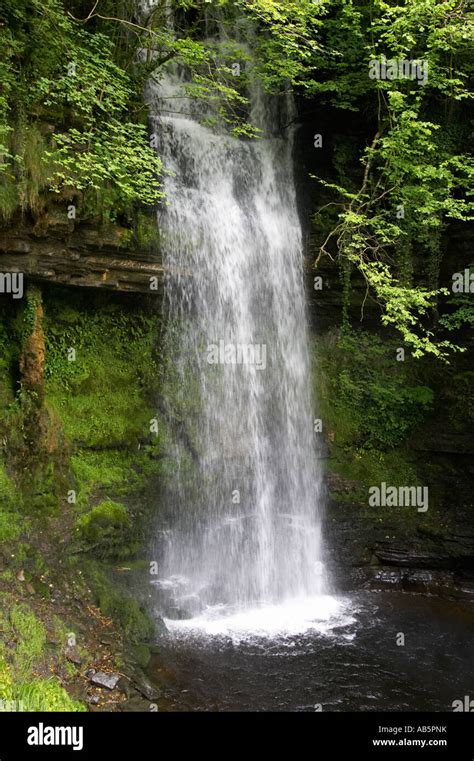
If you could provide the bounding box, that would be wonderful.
[15,678,86,712]
[0,600,86,712]
[9,604,47,679]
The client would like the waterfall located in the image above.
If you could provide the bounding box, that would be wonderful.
[148,31,329,625]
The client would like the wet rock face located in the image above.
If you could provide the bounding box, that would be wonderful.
[359,567,474,600]
[0,217,164,294]
[150,577,204,620]
[325,489,474,598]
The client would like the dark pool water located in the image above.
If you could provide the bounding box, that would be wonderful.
[148,592,474,712]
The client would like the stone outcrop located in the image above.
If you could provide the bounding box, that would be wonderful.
[0,217,165,294]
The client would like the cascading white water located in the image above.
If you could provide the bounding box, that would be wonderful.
[148,32,331,629]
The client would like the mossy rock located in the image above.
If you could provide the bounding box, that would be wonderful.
[76,500,136,559]
[85,562,154,644]
[129,643,151,669]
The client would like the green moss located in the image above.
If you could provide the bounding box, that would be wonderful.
[70,445,171,509]
[0,290,172,679]
[0,124,53,221]
[76,499,135,559]
[44,292,160,447]
[315,330,433,451]
[50,392,149,448]
[0,306,16,419]
[136,212,161,249]
[0,462,19,507]
[85,563,154,643]
[328,449,419,501]
[9,604,47,679]
[129,643,151,669]
[17,124,52,215]
[0,510,22,542]
[71,451,135,505]
[314,328,433,499]
[0,462,24,541]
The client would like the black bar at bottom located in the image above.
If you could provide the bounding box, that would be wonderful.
[0,712,472,759]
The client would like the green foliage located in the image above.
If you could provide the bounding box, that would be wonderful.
[141,3,259,136]
[15,678,86,712]
[0,599,86,711]
[310,0,473,358]
[234,0,326,92]
[439,291,474,331]
[0,658,13,702]
[314,329,436,502]
[0,0,163,219]
[246,0,473,105]
[34,30,132,121]
[47,122,163,206]
[315,330,434,451]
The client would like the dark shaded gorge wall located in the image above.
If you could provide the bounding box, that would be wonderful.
[292,99,474,597]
